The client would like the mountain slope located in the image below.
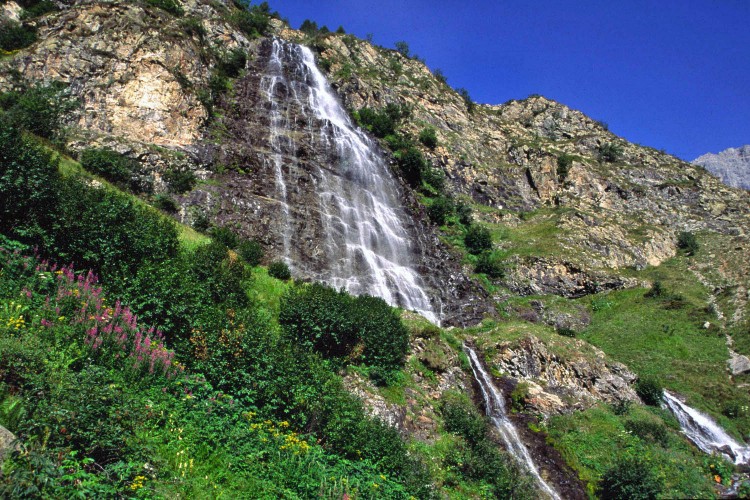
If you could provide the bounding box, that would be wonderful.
[694,145,750,190]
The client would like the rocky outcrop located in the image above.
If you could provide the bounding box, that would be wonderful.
[485,335,639,415]
[694,145,750,191]
[0,424,19,465]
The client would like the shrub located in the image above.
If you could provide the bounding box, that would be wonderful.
[599,142,623,163]
[612,399,633,416]
[624,419,669,447]
[396,146,425,187]
[510,382,529,411]
[394,41,410,57]
[677,231,699,256]
[0,20,36,51]
[456,87,475,113]
[268,260,291,280]
[354,295,409,373]
[153,194,178,213]
[598,456,663,500]
[180,16,205,38]
[238,239,263,266]
[210,226,240,249]
[217,48,247,78]
[644,280,664,298]
[418,127,438,149]
[3,82,77,140]
[557,153,573,182]
[433,68,448,84]
[232,6,270,38]
[80,148,138,187]
[556,327,576,338]
[19,0,58,19]
[635,377,662,406]
[164,168,196,193]
[144,0,184,16]
[456,202,473,226]
[422,166,446,192]
[474,252,503,278]
[356,104,405,138]
[427,196,454,225]
[464,225,492,254]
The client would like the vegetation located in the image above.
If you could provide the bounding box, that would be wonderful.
[598,142,623,163]
[557,153,573,182]
[598,456,663,500]
[267,260,291,280]
[464,225,493,254]
[419,126,438,149]
[80,148,139,190]
[677,230,699,256]
[144,0,184,16]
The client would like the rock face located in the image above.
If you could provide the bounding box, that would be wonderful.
[0,424,19,465]
[694,145,750,191]
[485,335,639,415]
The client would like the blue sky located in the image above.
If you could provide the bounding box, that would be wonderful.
[264,0,749,161]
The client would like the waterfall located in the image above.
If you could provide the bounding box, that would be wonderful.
[663,390,750,464]
[465,345,560,499]
[260,39,438,324]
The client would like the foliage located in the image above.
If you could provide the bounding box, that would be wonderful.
[230,1,271,38]
[0,20,36,51]
[153,193,178,213]
[144,0,184,16]
[557,153,573,182]
[635,377,663,406]
[427,196,454,225]
[355,103,406,138]
[418,126,438,149]
[598,456,663,500]
[394,40,410,57]
[456,87,475,113]
[475,252,504,278]
[464,225,493,254]
[432,68,447,84]
[164,168,197,193]
[598,142,623,163]
[644,280,664,298]
[80,148,138,189]
[624,419,669,447]
[19,0,59,19]
[268,260,291,280]
[238,239,263,266]
[395,146,426,187]
[217,48,247,78]
[1,82,77,140]
[677,231,699,256]
[210,225,240,249]
[456,202,473,226]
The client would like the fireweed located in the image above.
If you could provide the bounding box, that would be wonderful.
[2,248,182,380]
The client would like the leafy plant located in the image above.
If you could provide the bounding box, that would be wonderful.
[598,456,663,500]
[475,252,504,278]
[635,377,663,406]
[599,142,623,163]
[144,0,184,16]
[238,239,263,266]
[268,261,291,280]
[80,148,138,188]
[0,20,36,51]
[427,196,454,225]
[677,231,699,256]
[164,168,196,193]
[557,153,573,182]
[418,126,438,149]
[464,225,492,254]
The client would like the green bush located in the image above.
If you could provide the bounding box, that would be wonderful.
[231,3,270,38]
[210,225,240,249]
[354,295,409,373]
[456,87,475,113]
[418,127,438,149]
[644,280,664,298]
[153,194,178,213]
[268,260,291,280]
[599,142,623,163]
[624,419,669,446]
[80,148,138,187]
[217,48,247,78]
[355,104,405,138]
[635,377,663,406]
[19,0,59,19]
[0,20,36,51]
[394,41,410,57]
[421,166,446,192]
[144,0,184,16]
[3,82,76,139]
[396,146,425,187]
[427,196,454,225]
[164,168,196,193]
[677,231,699,256]
[474,252,503,278]
[238,239,263,266]
[557,153,573,182]
[464,225,492,254]
[279,283,358,358]
[598,456,663,500]
[456,202,473,226]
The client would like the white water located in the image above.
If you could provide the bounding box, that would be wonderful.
[465,346,560,499]
[261,39,438,324]
[663,390,750,464]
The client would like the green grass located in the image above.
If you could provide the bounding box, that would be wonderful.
[547,404,716,498]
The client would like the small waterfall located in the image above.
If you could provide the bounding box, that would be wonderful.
[259,39,438,324]
[663,390,750,464]
[465,345,560,499]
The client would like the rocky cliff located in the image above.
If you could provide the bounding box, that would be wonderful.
[693,145,750,191]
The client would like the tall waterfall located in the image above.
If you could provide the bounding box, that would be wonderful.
[663,390,750,465]
[465,345,560,499]
[259,39,438,324]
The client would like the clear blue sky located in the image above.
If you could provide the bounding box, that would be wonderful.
[265,0,749,161]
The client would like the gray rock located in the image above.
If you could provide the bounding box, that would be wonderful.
[728,351,750,375]
[693,145,750,191]
[0,424,19,465]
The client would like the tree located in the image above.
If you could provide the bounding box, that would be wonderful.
[394,41,410,57]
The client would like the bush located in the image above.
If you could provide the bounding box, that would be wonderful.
[464,225,492,254]
[0,20,36,51]
[394,41,410,57]
[144,0,184,16]
[456,87,475,113]
[598,456,663,500]
[396,146,425,187]
[3,82,76,140]
[164,168,196,193]
[421,166,446,192]
[231,2,270,38]
[644,280,664,298]
[474,252,503,278]
[427,196,454,225]
[355,104,405,138]
[268,260,291,280]
[354,295,409,373]
[624,419,669,446]
[238,239,263,266]
[557,153,573,182]
[456,202,473,226]
[80,148,138,187]
[210,226,240,249]
[217,48,247,79]
[599,142,623,163]
[153,194,178,213]
[635,377,662,406]
[418,127,438,149]
[19,0,58,19]
[677,231,699,256]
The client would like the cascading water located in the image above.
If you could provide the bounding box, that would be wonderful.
[465,345,560,499]
[663,390,750,465]
[260,39,438,323]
